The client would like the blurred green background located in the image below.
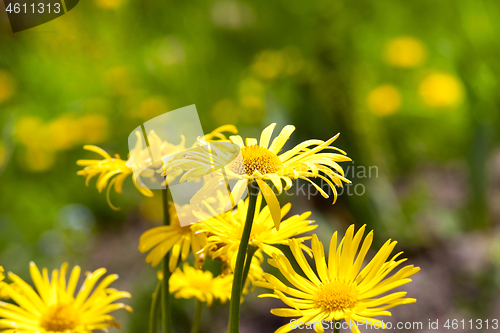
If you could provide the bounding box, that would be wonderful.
[1,0,500,331]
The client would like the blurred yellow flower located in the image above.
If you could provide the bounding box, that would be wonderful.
[47,116,82,151]
[384,37,426,68]
[257,225,420,333]
[170,263,232,306]
[0,262,132,333]
[367,85,402,116]
[251,48,303,79]
[136,96,169,120]
[104,67,133,95]
[16,116,44,147]
[23,149,56,172]
[16,114,108,153]
[139,203,207,271]
[419,72,464,108]
[95,0,125,10]
[251,50,286,80]
[239,77,265,115]
[80,114,109,143]
[193,194,316,263]
[0,70,15,104]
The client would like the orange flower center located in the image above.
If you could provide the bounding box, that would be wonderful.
[39,304,79,332]
[314,279,359,312]
[228,145,282,176]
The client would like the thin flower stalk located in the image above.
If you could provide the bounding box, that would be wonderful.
[228,181,260,333]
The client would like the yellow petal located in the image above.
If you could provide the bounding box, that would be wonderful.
[269,125,295,154]
[256,179,281,230]
[259,123,276,149]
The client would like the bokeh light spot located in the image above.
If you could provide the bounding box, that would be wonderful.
[367,85,402,116]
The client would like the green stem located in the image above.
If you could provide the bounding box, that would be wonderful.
[190,300,204,333]
[240,245,258,296]
[161,188,172,333]
[149,281,162,333]
[228,181,260,333]
[333,320,340,333]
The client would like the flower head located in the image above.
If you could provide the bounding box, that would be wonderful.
[139,203,207,272]
[367,85,402,116]
[257,225,420,333]
[169,123,351,229]
[170,263,232,306]
[0,262,132,333]
[193,193,317,262]
[418,72,464,108]
[77,145,152,210]
[77,125,238,209]
[384,37,426,68]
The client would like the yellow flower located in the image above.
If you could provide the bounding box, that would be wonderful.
[22,149,56,173]
[193,193,317,262]
[384,37,426,68]
[419,72,464,108]
[95,0,125,9]
[47,116,82,151]
[366,85,402,116]
[0,262,132,333]
[251,50,286,80]
[257,225,420,333]
[77,125,237,209]
[138,203,207,272]
[79,114,109,144]
[170,263,233,306]
[169,123,350,229]
[77,145,150,210]
[15,116,44,148]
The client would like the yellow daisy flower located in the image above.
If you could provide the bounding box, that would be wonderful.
[139,203,207,272]
[0,262,132,333]
[193,193,317,262]
[256,225,420,333]
[169,263,233,306]
[168,123,351,228]
[77,125,238,210]
[77,145,152,210]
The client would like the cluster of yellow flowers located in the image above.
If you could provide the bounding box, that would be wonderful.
[368,36,464,116]
[15,114,108,172]
[0,121,421,332]
[72,122,420,333]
